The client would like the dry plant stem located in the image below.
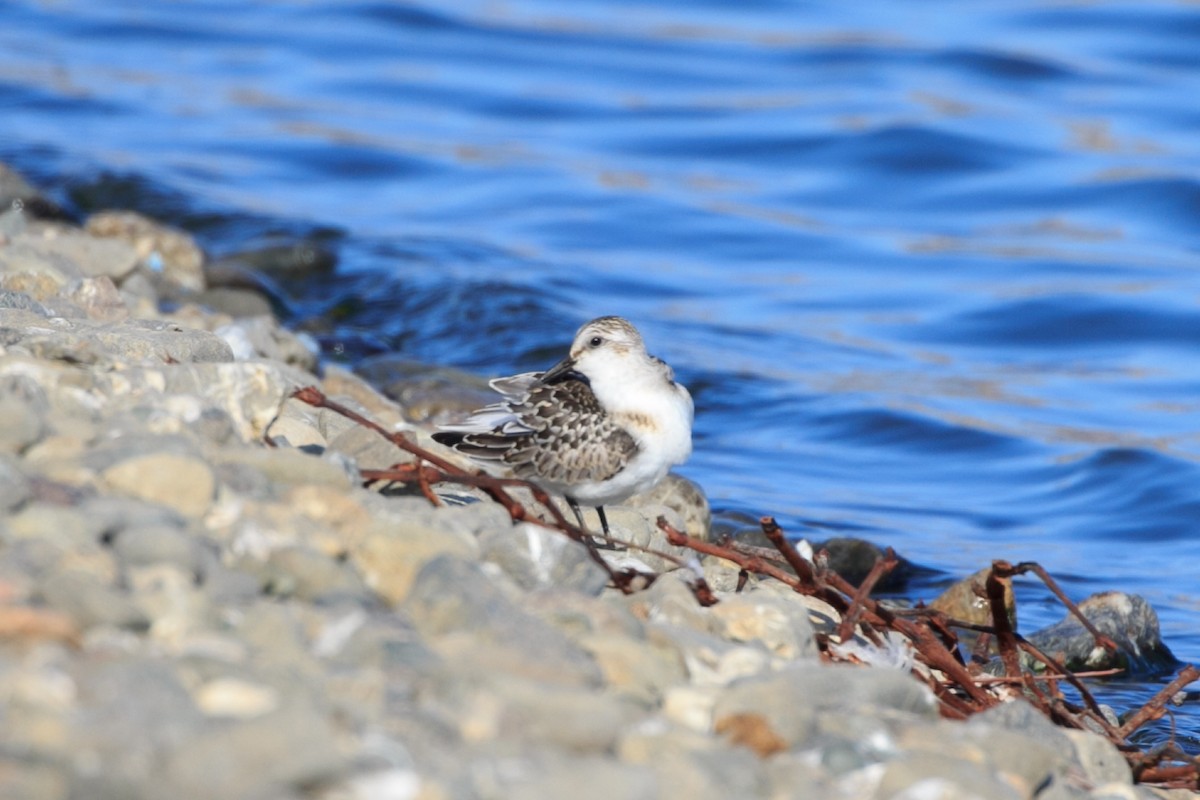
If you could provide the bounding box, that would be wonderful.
[759,516,817,583]
[985,563,1023,681]
[837,548,899,643]
[1138,763,1200,790]
[1015,639,1113,727]
[661,518,804,590]
[1118,665,1200,740]
[970,669,1122,684]
[1001,560,1121,655]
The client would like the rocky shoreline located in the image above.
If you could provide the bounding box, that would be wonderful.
[0,163,1192,800]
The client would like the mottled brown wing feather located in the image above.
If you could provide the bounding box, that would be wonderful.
[452,379,637,484]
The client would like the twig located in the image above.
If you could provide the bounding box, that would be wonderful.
[837,548,899,643]
[1118,665,1200,740]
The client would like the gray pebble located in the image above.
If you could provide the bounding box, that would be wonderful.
[39,570,150,631]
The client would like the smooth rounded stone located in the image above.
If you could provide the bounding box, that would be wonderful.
[283,484,375,542]
[9,228,139,282]
[319,364,408,431]
[565,504,692,573]
[701,557,752,593]
[198,561,263,606]
[38,569,149,631]
[215,315,317,370]
[0,310,103,365]
[196,285,277,318]
[0,163,45,208]
[624,570,720,635]
[968,697,1076,759]
[1,311,234,366]
[578,631,688,704]
[470,753,658,800]
[929,565,1016,630]
[315,768,423,800]
[64,275,130,322]
[670,749,775,800]
[714,664,938,750]
[404,555,602,687]
[193,677,280,719]
[0,453,32,512]
[312,607,434,674]
[85,210,207,293]
[617,718,726,763]
[0,271,62,302]
[0,206,25,235]
[1062,729,1132,788]
[229,601,324,678]
[100,452,215,519]
[662,685,721,732]
[869,752,1023,800]
[0,164,65,220]
[1136,790,1200,800]
[455,674,643,754]
[127,563,217,645]
[326,422,417,473]
[159,698,349,800]
[651,623,773,689]
[898,719,1061,798]
[478,522,610,595]
[95,318,235,364]
[257,545,372,603]
[154,360,303,441]
[396,495,515,540]
[65,656,205,798]
[6,503,117,579]
[355,356,494,425]
[210,238,338,280]
[349,517,479,607]
[115,270,160,309]
[817,537,915,591]
[1026,592,1174,674]
[264,396,329,451]
[0,759,68,800]
[709,586,819,661]
[765,752,838,799]
[523,588,647,640]
[626,472,711,541]
[109,522,204,573]
[0,239,82,284]
[218,448,352,492]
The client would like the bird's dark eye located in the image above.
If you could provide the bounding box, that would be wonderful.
[589,336,603,347]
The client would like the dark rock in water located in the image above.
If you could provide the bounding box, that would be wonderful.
[0,164,70,221]
[817,537,915,592]
[208,238,338,280]
[713,513,915,592]
[354,355,494,425]
[1026,591,1176,675]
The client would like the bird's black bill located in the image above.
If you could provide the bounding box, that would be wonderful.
[540,356,589,386]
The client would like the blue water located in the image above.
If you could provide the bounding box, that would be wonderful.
[4,0,1200,745]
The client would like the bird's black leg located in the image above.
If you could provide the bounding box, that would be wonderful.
[592,505,624,550]
[596,506,612,538]
[566,497,587,531]
[565,497,621,550]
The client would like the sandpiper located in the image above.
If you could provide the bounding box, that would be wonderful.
[432,316,693,540]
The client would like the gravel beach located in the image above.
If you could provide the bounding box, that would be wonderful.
[0,164,1191,800]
